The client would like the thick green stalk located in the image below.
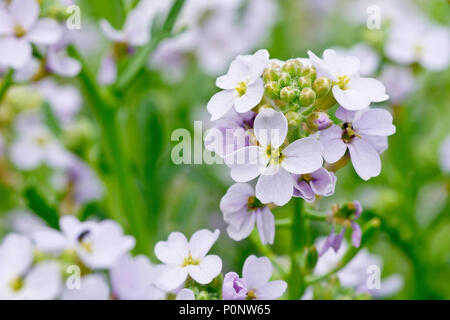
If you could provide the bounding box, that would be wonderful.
[0,69,14,103]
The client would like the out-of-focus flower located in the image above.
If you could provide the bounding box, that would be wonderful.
[207,50,269,121]
[386,20,450,71]
[334,43,380,77]
[62,274,109,300]
[204,109,255,158]
[440,136,450,173]
[308,49,388,111]
[0,0,62,69]
[222,255,286,300]
[176,288,195,300]
[154,229,222,291]
[313,238,403,298]
[66,157,103,205]
[380,65,415,105]
[110,254,165,300]
[220,183,275,245]
[225,108,323,206]
[32,216,135,269]
[320,107,396,180]
[9,124,72,171]
[292,167,337,203]
[46,33,81,77]
[6,210,46,236]
[0,234,62,299]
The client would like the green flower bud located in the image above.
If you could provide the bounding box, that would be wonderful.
[297,76,312,89]
[264,81,280,99]
[197,291,209,300]
[282,59,302,77]
[313,77,332,98]
[280,86,300,103]
[301,65,317,81]
[285,111,300,126]
[299,87,316,106]
[263,66,280,82]
[278,72,291,87]
[305,246,319,271]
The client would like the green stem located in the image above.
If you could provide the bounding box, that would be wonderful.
[275,208,327,228]
[249,232,287,278]
[0,69,14,103]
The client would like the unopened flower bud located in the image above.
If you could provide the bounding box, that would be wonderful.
[299,87,316,106]
[285,111,300,126]
[313,77,331,98]
[313,112,332,130]
[197,291,209,300]
[300,65,317,81]
[264,81,280,99]
[263,66,280,82]
[282,59,302,77]
[280,86,299,103]
[305,246,318,271]
[298,76,312,89]
[278,72,291,87]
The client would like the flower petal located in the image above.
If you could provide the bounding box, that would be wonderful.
[353,108,396,136]
[281,137,324,174]
[176,288,195,300]
[332,85,370,111]
[310,168,337,197]
[319,125,347,163]
[255,280,287,300]
[293,179,315,202]
[254,108,288,148]
[0,37,32,69]
[256,168,293,206]
[225,146,266,182]
[10,0,39,30]
[207,90,235,121]
[242,255,272,289]
[22,261,62,300]
[226,212,256,241]
[154,232,189,265]
[256,207,275,245]
[349,76,389,103]
[155,265,188,291]
[188,255,222,284]
[27,19,62,45]
[348,138,381,180]
[234,79,264,113]
[220,183,254,213]
[189,229,220,260]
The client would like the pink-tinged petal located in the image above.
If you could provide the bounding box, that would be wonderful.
[349,76,389,103]
[0,10,13,35]
[293,179,315,202]
[189,229,220,260]
[154,232,189,265]
[234,79,264,113]
[242,256,272,289]
[98,54,117,85]
[254,108,288,148]
[256,207,275,245]
[216,55,249,89]
[226,212,256,241]
[332,85,371,111]
[220,183,254,213]
[255,280,287,300]
[176,288,195,300]
[335,106,356,123]
[0,37,32,69]
[188,255,222,284]
[281,137,324,174]
[27,19,62,45]
[255,168,293,206]
[155,265,188,291]
[310,168,337,197]
[348,138,381,180]
[353,108,396,136]
[225,146,266,182]
[351,221,362,248]
[320,124,347,163]
[207,90,235,121]
[99,19,126,42]
[10,0,39,30]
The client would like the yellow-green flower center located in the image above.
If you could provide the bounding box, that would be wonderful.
[341,123,360,143]
[182,253,200,267]
[9,277,24,292]
[333,75,350,90]
[14,25,26,38]
[246,290,257,300]
[235,81,247,97]
[266,145,284,165]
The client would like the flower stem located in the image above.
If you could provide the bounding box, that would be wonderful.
[249,231,287,278]
[0,69,14,103]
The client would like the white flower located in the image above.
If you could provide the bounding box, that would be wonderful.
[110,254,165,300]
[176,288,195,300]
[9,124,72,171]
[0,234,62,300]
[62,274,110,300]
[308,49,388,111]
[334,43,380,77]
[0,0,62,69]
[32,216,135,269]
[154,229,222,291]
[225,108,323,206]
[207,50,269,121]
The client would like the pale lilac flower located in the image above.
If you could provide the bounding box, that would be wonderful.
[204,109,255,158]
[62,274,110,300]
[222,255,286,300]
[314,238,403,298]
[440,136,450,173]
[0,0,62,69]
[308,49,388,111]
[46,34,81,77]
[176,288,195,300]
[32,216,135,269]
[110,254,165,300]
[66,157,103,205]
[334,43,380,77]
[154,229,222,291]
[313,112,332,131]
[220,183,275,245]
[207,50,269,121]
[380,65,415,105]
[386,20,450,71]
[225,108,323,206]
[6,210,46,236]
[9,124,72,171]
[292,168,337,203]
[0,234,62,299]
[320,107,396,180]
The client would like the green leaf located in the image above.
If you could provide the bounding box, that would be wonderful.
[24,187,59,229]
